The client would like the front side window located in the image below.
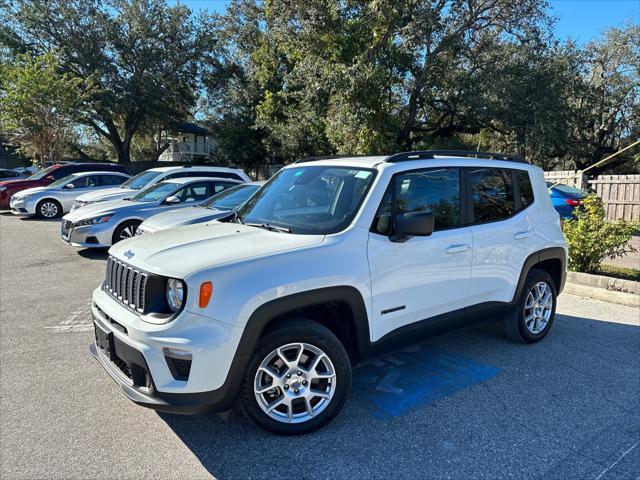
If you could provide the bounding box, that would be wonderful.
[373,168,461,235]
[173,182,213,202]
[469,168,515,223]
[69,175,100,188]
[48,174,76,188]
[100,174,127,186]
[237,166,376,234]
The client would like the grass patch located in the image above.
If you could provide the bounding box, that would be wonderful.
[596,264,640,282]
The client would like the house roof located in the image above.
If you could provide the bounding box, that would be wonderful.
[169,122,210,135]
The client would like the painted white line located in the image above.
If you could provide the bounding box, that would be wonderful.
[594,440,639,480]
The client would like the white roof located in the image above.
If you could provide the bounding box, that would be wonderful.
[161,176,244,185]
[147,166,244,173]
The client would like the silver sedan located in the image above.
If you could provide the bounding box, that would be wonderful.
[137,181,264,234]
[61,177,241,248]
[9,171,130,218]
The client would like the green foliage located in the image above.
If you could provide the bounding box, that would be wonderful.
[1,0,218,163]
[563,195,638,273]
[0,51,90,166]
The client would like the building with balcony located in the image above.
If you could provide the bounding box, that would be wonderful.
[158,122,214,162]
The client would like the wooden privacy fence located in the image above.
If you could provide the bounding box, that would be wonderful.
[544,171,640,222]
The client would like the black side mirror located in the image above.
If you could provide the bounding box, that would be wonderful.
[391,211,434,242]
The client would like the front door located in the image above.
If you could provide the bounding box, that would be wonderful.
[367,167,472,341]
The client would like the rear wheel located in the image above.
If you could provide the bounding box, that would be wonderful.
[240,319,351,435]
[36,199,62,219]
[501,268,557,343]
[112,220,141,244]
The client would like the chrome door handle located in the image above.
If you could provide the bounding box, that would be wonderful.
[445,243,470,254]
[513,230,532,240]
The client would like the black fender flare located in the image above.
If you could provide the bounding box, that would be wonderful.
[512,246,567,303]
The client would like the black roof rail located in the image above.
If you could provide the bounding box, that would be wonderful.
[385,150,526,164]
[294,155,356,164]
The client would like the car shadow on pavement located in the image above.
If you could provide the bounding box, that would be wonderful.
[77,248,110,260]
[157,313,640,479]
[17,215,60,222]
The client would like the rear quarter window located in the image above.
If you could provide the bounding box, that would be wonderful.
[515,170,534,207]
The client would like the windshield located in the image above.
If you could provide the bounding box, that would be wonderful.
[120,170,163,190]
[27,165,56,180]
[130,182,177,202]
[48,174,77,188]
[546,182,586,196]
[237,166,376,234]
[202,184,260,211]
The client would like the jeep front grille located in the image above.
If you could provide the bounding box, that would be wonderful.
[104,256,147,312]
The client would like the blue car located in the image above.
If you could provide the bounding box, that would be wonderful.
[546,182,587,219]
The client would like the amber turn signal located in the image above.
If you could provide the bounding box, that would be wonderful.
[199,281,213,308]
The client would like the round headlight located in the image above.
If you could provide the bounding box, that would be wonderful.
[166,278,185,313]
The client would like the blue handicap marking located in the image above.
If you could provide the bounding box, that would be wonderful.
[352,346,500,419]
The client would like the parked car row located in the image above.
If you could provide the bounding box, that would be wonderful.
[1,154,572,435]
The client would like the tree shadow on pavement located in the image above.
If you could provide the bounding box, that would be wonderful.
[158,313,640,479]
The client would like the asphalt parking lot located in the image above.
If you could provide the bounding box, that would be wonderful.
[1,213,639,479]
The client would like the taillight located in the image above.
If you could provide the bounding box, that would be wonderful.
[564,198,581,207]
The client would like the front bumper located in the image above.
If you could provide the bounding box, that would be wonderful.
[90,289,246,414]
[9,196,36,215]
[61,219,114,248]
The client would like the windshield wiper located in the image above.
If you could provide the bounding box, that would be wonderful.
[245,222,291,233]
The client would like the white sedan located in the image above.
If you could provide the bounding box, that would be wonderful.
[10,171,130,218]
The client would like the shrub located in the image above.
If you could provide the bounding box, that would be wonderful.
[563,194,638,273]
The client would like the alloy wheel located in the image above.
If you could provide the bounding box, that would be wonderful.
[524,281,553,334]
[119,224,138,240]
[254,342,336,424]
[40,202,58,218]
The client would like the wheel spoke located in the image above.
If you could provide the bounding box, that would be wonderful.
[525,294,536,309]
[309,389,330,399]
[304,397,315,417]
[294,343,304,366]
[313,371,334,380]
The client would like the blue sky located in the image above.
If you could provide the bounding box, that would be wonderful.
[176,0,639,44]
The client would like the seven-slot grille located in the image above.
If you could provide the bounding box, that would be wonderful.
[104,256,147,312]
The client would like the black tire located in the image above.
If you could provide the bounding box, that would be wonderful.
[36,199,62,219]
[240,319,351,435]
[501,268,557,343]
[112,220,141,244]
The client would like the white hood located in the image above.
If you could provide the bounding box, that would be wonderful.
[12,186,51,198]
[108,222,325,278]
[76,187,135,203]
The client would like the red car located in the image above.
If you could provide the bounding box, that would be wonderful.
[0,162,129,209]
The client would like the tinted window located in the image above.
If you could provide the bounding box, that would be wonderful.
[373,168,461,235]
[174,182,213,202]
[70,174,100,188]
[100,174,127,186]
[469,168,515,223]
[515,170,534,207]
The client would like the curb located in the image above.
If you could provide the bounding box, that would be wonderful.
[564,271,639,307]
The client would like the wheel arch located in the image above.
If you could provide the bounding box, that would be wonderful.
[513,247,567,302]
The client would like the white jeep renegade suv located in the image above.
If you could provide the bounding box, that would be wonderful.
[90,150,567,435]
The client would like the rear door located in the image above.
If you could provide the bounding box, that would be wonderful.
[466,167,535,306]
[367,167,473,341]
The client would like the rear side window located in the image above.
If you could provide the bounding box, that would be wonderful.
[100,174,127,186]
[469,168,515,223]
[373,168,461,235]
[515,170,534,207]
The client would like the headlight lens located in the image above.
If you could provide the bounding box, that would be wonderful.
[166,278,185,313]
[75,214,113,226]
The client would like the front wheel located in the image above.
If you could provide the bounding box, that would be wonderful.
[36,199,62,219]
[501,268,557,343]
[240,319,351,435]
[112,220,141,244]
